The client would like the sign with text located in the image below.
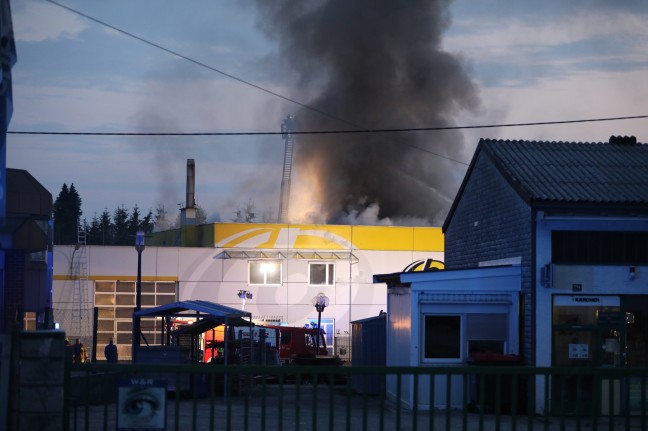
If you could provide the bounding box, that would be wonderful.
[568,344,589,359]
[117,378,167,430]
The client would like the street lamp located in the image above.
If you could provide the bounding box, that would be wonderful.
[311,292,329,354]
[132,231,145,362]
[238,290,253,311]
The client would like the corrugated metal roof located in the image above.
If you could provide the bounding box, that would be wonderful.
[134,300,251,320]
[481,139,648,205]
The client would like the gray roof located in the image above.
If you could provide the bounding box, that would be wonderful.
[443,137,648,232]
[481,138,648,205]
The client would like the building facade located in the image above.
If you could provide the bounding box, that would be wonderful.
[376,137,648,413]
[53,222,444,361]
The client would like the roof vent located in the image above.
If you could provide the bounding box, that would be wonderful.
[609,135,637,145]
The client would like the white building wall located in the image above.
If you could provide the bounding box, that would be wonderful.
[52,226,444,346]
[382,265,521,411]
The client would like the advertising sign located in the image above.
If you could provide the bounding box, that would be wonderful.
[117,378,167,430]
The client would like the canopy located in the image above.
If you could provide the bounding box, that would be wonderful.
[134,300,252,364]
[134,299,251,321]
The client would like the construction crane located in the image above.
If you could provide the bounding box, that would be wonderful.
[278,114,295,223]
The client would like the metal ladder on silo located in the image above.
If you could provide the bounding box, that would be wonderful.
[70,222,88,339]
[278,115,295,223]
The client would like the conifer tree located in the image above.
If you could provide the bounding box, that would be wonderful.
[112,206,130,245]
[53,183,83,244]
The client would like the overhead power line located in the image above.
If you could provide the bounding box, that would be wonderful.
[38,1,648,168]
[8,115,648,136]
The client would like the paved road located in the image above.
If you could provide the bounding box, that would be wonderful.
[69,383,645,430]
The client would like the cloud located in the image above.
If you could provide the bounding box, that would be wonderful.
[13,2,89,42]
[445,10,648,69]
[455,68,648,146]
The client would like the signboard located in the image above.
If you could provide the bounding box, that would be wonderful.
[568,343,589,359]
[117,378,166,430]
[554,295,620,307]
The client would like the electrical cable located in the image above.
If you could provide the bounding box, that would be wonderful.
[37,1,648,168]
[8,114,648,136]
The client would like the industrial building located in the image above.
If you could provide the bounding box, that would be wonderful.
[53,222,444,361]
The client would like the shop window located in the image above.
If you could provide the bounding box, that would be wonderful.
[552,231,648,265]
[249,261,282,285]
[424,315,461,360]
[309,262,335,286]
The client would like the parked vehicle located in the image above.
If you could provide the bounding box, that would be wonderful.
[203,325,280,365]
[262,325,340,366]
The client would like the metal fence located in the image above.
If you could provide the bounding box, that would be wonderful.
[65,363,648,431]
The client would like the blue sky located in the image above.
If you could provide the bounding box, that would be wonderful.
[7,0,648,226]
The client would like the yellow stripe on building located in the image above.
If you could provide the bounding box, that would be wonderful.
[213,223,443,252]
[53,275,179,282]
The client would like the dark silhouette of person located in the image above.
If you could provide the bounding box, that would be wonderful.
[73,338,82,364]
[105,338,118,363]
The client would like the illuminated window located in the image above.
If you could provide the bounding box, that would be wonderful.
[309,262,335,286]
[249,261,282,285]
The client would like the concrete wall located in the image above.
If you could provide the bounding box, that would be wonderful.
[8,331,66,431]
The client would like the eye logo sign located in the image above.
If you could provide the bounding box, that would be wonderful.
[117,379,167,430]
[403,258,445,272]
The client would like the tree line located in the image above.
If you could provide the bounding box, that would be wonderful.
[53,183,206,245]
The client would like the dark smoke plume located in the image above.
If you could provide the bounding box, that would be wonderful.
[254,0,479,225]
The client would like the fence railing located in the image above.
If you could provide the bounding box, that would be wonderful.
[65,363,648,431]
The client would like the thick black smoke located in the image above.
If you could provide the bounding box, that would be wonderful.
[254,0,479,225]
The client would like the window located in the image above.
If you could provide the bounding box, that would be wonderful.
[466,314,508,355]
[309,262,335,286]
[424,315,461,360]
[552,231,648,265]
[94,280,176,358]
[280,331,292,345]
[249,261,282,285]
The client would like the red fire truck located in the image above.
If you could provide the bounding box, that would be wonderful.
[202,324,280,363]
[262,325,335,365]
[203,324,337,365]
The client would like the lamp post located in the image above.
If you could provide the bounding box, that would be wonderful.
[312,292,329,354]
[238,290,252,311]
[132,231,145,362]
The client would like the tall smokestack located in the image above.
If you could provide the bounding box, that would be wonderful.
[254,0,479,225]
[186,158,196,209]
[181,159,197,225]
